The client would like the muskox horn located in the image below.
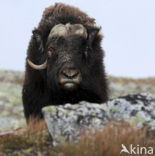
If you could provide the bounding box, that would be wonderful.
[48,23,87,39]
[66,23,87,39]
[48,24,68,38]
[27,59,47,70]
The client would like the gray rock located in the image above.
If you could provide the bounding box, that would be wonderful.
[107,93,155,129]
[42,93,155,146]
[42,102,110,146]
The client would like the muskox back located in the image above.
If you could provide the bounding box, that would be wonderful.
[22,3,108,122]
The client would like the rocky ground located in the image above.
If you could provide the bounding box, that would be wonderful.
[0,69,155,131]
[0,70,25,131]
[0,69,155,156]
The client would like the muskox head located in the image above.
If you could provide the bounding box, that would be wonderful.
[28,23,101,91]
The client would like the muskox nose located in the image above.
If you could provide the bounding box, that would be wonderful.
[59,68,81,89]
[62,69,79,79]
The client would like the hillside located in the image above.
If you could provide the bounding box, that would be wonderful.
[0,69,155,131]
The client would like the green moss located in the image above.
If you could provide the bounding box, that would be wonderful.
[135,113,146,123]
[0,69,6,72]
[111,105,120,113]
[64,110,70,115]
[9,97,21,106]
[18,119,26,127]
[70,105,78,109]
[130,114,146,126]
[41,130,53,144]
[1,111,9,116]
[43,106,57,116]
[101,104,109,111]
[59,136,66,145]
[148,122,155,127]
[5,102,14,108]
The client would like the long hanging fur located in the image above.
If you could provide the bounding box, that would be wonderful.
[22,3,108,122]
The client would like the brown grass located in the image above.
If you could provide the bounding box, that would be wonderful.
[108,76,155,86]
[0,120,154,156]
[0,70,24,85]
[0,118,52,154]
[61,122,155,156]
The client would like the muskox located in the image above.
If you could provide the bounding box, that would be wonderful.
[22,3,108,121]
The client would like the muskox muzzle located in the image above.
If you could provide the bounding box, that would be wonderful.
[59,67,81,90]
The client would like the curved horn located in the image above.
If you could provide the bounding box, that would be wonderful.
[66,24,88,39]
[48,24,68,38]
[48,23,88,39]
[27,59,47,70]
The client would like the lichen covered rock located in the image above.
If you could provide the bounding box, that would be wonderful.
[42,93,155,146]
[107,93,155,129]
[42,102,110,146]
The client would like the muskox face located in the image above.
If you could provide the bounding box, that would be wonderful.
[47,35,85,90]
[28,23,101,91]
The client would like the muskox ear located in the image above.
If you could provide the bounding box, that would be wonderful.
[32,28,44,52]
[87,27,100,48]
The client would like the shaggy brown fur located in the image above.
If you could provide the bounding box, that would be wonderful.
[22,3,108,121]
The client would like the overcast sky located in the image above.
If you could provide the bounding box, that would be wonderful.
[0,0,155,78]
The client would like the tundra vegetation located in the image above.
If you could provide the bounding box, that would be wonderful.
[0,70,155,156]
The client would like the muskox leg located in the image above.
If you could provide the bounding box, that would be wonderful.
[22,85,49,123]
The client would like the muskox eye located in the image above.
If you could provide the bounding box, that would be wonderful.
[48,47,54,57]
[48,50,52,57]
[84,51,88,57]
